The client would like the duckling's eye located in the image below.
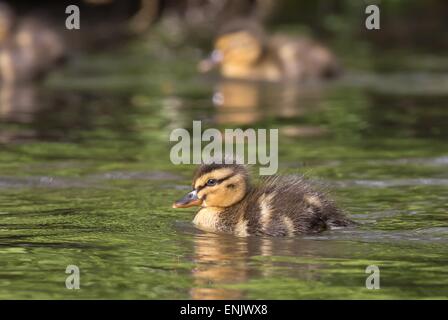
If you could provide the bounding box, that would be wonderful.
[206,179,217,186]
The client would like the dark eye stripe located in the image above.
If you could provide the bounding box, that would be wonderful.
[196,174,236,192]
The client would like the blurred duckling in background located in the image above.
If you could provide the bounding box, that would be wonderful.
[198,21,341,82]
[0,2,13,44]
[173,163,353,237]
[0,3,65,84]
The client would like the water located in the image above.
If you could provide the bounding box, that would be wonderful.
[0,44,447,299]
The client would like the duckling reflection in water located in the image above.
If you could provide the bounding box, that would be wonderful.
[211,79,329,135]
[173,163,353,237]
[199,21,341,82]
[189,232,325,299]
[190,233,247,299]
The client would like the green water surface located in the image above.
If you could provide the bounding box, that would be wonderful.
[0,42,447,299]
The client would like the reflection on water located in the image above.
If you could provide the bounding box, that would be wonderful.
[189,231,325,299]
[0,84,37,123]
[0,83,142,145]
[190,233,248,299]
[187,223,448,299]
[211,80,326,136]
[212,81,261,125]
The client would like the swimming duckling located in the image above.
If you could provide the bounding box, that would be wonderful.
[172,163,353,237]
[198,22,341,82]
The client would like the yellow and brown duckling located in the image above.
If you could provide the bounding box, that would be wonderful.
[173,163,353,237]
[198,22,341,82]
[0,3,65,84]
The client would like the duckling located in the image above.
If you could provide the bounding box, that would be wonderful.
[172,163,353,237]
[0,5,65,84]
[0,3,14,45]
[198,21,341,82]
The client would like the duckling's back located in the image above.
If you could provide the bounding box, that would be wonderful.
[270,35,342,81]
[238,175,352,236]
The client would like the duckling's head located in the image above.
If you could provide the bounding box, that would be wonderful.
[16,19,66,65]
[173,163,249,209]
[198,22,264,73]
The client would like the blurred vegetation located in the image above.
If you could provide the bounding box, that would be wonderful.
[270,0,448,49]
[267,0,448,71]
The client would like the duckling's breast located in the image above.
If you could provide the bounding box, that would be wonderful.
[193,207,224,233]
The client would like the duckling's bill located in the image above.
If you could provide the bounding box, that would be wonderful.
[197,50,222,73]
[172,190,203,208]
